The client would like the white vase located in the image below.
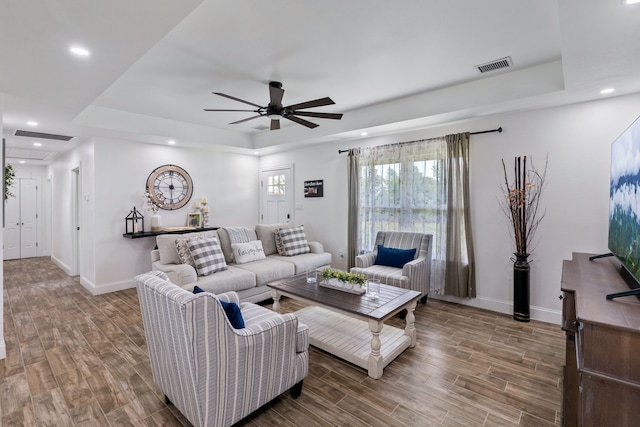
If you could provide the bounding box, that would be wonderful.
[151,212,162,231]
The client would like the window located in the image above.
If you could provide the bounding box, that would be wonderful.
[358,141,445,253]
[267,174,286,196]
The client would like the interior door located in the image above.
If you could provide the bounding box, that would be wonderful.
[3,178,37,260]
[19,179,38,258]
[3,180,20,260]
[261,167,292,224]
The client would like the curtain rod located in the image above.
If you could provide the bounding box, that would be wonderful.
[337,127,503,154]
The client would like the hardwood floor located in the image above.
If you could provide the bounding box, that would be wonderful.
[1,257,564,426]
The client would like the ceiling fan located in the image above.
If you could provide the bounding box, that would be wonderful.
[204,81,343,130]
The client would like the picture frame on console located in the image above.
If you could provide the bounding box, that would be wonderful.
[187,212,202,228]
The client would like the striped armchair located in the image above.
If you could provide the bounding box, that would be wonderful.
[136,271,309,427]
[351,232,432,303]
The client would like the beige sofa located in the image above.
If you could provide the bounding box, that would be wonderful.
[150,224,331,303]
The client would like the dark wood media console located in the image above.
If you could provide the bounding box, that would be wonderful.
[561,252,640,426]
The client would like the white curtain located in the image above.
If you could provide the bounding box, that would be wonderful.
[356,133,475,297]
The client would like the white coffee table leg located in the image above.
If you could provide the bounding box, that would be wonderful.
[271,289,281,313]
[368,319,384,379]
[405,300,417,347]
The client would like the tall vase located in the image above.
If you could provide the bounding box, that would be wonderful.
[151,211,162,231]
[513,253,530,322]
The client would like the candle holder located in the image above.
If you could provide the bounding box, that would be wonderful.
[197,198,209,228]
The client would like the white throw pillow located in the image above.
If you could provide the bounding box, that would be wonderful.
[231,240,267,264]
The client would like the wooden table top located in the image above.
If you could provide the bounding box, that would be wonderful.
[267,274,421,321]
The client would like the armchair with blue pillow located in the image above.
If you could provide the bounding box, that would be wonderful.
[136,271,309,427]
[350,231,432,304]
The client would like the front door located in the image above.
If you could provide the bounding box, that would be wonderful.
[260,166,293,224]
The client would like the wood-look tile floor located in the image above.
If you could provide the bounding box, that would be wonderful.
[1,257,564,426]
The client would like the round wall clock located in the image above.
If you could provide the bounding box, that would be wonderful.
[145,164,194,210]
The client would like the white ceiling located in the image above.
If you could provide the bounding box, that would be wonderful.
[2,0,640,163]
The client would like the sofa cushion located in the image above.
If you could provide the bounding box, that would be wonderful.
[275,225,310,256]
[234,258,295,286]
[182,266,256,294]
[193,286,245,329]
[187,237,227,276]
[218,226,258,263]
[375,245,416,268]
[255,223,293,256]
[269,252,332,274]
[231,240,266,264]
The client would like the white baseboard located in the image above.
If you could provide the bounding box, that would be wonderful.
[429,294,561,325]
[0,340,6,360]
[79,276,135,296]
[51,255,71,275]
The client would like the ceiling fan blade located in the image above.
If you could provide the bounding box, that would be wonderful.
[290,111,343,120]
[271,119,280,130]
[286,114,319,129]
[269,85,284,107]
[285,97,335,111]
[203,109,258,112]
[229,115,262,125]
[213,92,263,109]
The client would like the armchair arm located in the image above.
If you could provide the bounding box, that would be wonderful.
[355,252,377,268]
[402,256,429,296]
[216,291,240,305]
[402,257,425,277]
[152,261,197,285]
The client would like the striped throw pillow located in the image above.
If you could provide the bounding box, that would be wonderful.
[186,237,227,276]
[275,225,310,256]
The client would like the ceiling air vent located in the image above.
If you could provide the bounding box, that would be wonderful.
[475,56,513,74]
[13,130,74,141]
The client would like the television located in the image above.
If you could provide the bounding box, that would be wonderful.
[607,115,640,298]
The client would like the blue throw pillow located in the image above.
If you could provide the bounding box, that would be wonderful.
[192,286,245,329]
[375,245,417,268]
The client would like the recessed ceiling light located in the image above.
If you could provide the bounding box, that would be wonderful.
[69,46,90,56]
[360,132,368,136]
[33,142,42,147]
[254,151,260,155]
[600,88,615,94]
[19,160,25,164]
[625,0,640,5]
[26,121,38,127]
[168,140,176,145]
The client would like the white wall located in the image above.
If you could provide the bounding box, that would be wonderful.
[0,94,5,359]
[48,137,260,294]
[260,92,640,324]
[48,140,95,281]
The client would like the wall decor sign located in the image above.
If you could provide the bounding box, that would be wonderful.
[304,180,323,198]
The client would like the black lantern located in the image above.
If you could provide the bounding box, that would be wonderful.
[125,206,144,234]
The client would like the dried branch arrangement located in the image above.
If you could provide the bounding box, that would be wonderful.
[500,156,548,255]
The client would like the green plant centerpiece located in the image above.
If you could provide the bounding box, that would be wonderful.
[319,268,366,287]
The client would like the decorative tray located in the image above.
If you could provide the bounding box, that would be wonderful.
[319,280,366,295]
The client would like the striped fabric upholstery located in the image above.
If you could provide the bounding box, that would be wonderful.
[351,232,432,297]
[136,273,309,427]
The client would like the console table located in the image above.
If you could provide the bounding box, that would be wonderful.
[561,252,640,427]
[122,226,218,239]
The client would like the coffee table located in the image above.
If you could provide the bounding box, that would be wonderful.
[267,274,421,379]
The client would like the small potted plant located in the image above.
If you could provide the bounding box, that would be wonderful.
[320,268,366,289]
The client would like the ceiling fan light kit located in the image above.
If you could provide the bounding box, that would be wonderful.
[204,81,343,130]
